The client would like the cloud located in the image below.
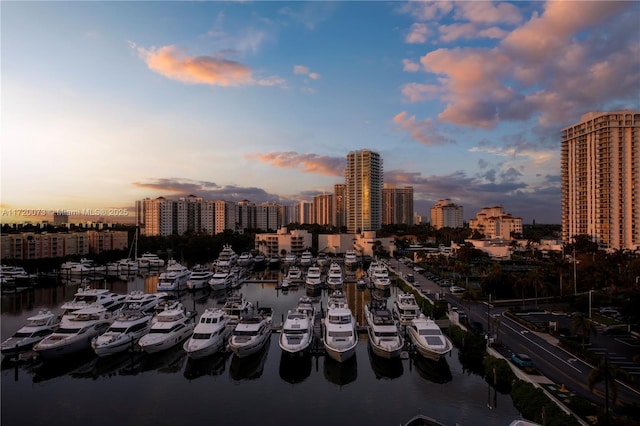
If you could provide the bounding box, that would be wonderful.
[293,65,320,80]
[133,44,284,87]
[393,112,453,146]
[438,23,507,43]
[402,59,420,72]
[405,23,430,44]
[454,2,523,25]
[248,151,345,176]
[401,82,439,103]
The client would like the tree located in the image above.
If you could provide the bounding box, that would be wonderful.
[527,267,546,308]
[588,355,618,420]
[571,314,597,347]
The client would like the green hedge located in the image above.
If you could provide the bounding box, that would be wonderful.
[511,380,581,426]
[483,355,516,393]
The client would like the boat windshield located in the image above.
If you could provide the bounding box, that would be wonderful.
[56,328,80,334]
[329,315,350,324]
[108,327,128,333]
[374,331,399,338]
[419,329,442,336]
[233,330,258,336]
[192,333,212,339]
[284,328,308,335]
[328,331,352,338]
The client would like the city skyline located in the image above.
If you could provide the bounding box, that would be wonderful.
[2,1,639,224]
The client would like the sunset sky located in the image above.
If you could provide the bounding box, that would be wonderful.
[2,1,639,224]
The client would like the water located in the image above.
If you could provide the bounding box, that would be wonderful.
[1,272,520,426]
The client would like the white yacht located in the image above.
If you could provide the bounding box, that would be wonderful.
[368,260,391,290]
[364,299,404,359]
[138,303,195,354]
[237,252,254,268]
[393,293,421,326]
[137,252,165,268]
[1,311,61,354]
[283,253,297,265]
[344,250,358,268]
[326,262,344,289]
[183,307,232,359]
[407,314,453,361]
[91,310,152,357]
[122,290,168,313]
[305,266,322,289]
[33,305,114,359]
[279,297,316,355]
[222,293,253,324]
[215,244,238,270]
[228,307,272,358]
[187,265,214,290]
[286,265,303,283]
[60,286,126,316]
[157,260,191,291]
[59,259,105,276]
[299,250,313,267]
[323,291,358,362]
[208,269,237,291]
[316,252,329,267]
[117,258,139,274]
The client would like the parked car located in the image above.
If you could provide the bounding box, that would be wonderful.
[406,273,415,283]
[511,353,534,368]
[450,285,465,295]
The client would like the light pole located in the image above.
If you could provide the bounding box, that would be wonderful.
[573,245,577,295]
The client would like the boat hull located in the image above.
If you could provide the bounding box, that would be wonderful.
[229,331,271,358]
[184,330,231,359]
[367,329,404,359]
[323,341,357,363]
[139,327,194,354]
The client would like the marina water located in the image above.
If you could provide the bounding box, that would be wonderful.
[1,272,520,426]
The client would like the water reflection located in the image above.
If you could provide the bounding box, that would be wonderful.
[367,345,404,380]
[229,343,270,381]
[33,351,96,383]
[183,352,229,380]
[278,352,312,384]
[412,355,452,384]
[119,344,187,375]
[70,351,143,379]
[323,354,357,386]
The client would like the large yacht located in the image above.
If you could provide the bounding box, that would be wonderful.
[222,293,253,324]
[209,269,237,291]
[215,244,238,270]
[283,253,297,265]
[187,265,214,290]
[316,252,329,267]
[59,258,105,276]
[364,299,404,359]
[323,291,357,362]
[122,290,168,313]
[279,296,316,355]
[305,266,322,289]
[1,311,61,354]
[393,293,421,326]
[285,265,303,283]
[344,250,358,268]
[326,262,344,290]
[157,260,191,292]
[138,303,195,354]
[407,314,453,361]
[117,258,139,274]
[91,310,153,357]
[60,286,126,316]
[183,307,232,359]
[299,250,313,267]
[137,252,165,269]
[33,305,114,359]
[368,260,391,290]
[228,307,272,358]
[237,252,255,268]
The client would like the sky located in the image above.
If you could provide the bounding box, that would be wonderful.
[2,1,639,225]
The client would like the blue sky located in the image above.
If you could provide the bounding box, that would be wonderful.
[2,1,639,224]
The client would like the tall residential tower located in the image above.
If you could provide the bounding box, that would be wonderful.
[346,149,383,233]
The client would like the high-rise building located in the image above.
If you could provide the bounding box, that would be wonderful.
[334,183,346,230]
[561,111,640,250]
[294,201,314,225]
[256,202,280,232]
[382,183,414,226]
[346,149,383,233]
[469,206,522,239]
[313,193,333,226]
[430,199,464,229]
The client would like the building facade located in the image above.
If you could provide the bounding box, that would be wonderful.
[382,183,414,226]
[346,149,383,233]
[430,199,464,229]
[313,194,334,226]
[561,111,640,250]
[469,206,522,240]
[334,183,346,230]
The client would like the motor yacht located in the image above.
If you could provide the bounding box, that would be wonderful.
[187,265,214,290]
[344,250,358,268]
[60,286,126,316]
[122,290,168,313]
[286,265,303,283]
[368,260,391,290]
[215,244,238,270]
[407,314,453,361]
[393,293,421,326]
[117,258,139,274]
[33,305,114,359]
[237,252,254,268]
[157,260,191,291]
[323,291,357,362]
[183,307,232,359]
[138,303,195,354]
[364,299,404,359]
[299,250,313,267]
[305,266,322,289]
[222,293,253,324]
[1,311,61,354]
[316,252,329,267]
[91,310,152,357]
[137,252,165,269]
[208,269,237,291]
[283,253,297,265]
[279,297,316,355]
[228,307,272,358]
[326,262,344,290]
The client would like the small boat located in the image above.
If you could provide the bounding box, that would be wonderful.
[326,262,344,289]
[228,307,272,358]
[183,307,232,359]
[187,265,214,290]
[1,311,61,354]
[222,293,253,324]
[33,305,114,359]
[138,303,195,354]
[393,293,421,326]
[305,266,322,289]
[91,310,152,357]
[407,314,453,361]
[157,260,191,291]
[137,252,165,269]
[279,297,316,355]
[364,299,404,359]
[323,291,357,362]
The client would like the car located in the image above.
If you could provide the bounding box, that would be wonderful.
[511,353,534,368]
[450,285,465,294]
[406,273,415,283]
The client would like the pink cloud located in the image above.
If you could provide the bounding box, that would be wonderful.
[439,23,507,43]
[405,23,430,44]
[393,112,452,146]
[401,83,439,103]
[294,64,321,80]
[454,2,523,25]
[248,152,344,176]
[402,59,420,72]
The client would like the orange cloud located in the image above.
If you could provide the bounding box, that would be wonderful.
[393,112,452,146]
[248,151,344,176]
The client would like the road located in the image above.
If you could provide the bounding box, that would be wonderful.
[388,259,640,408]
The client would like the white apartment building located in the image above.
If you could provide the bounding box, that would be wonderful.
[254,228,312,258]
[561,111,640,250]
[430,199,463,229]
[469,206,522,240]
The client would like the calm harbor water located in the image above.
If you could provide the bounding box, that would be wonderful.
[1,271,520,426]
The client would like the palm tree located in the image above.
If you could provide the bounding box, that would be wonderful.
[572,314,597,347]
[461,289,479,313]
[588,355,618,420]
[512,273,528,310]
[528,268,546,308]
